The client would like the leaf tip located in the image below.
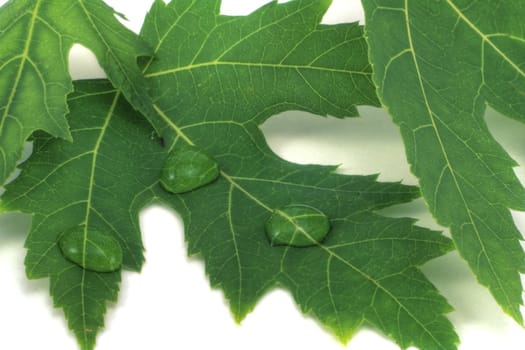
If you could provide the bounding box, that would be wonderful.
[506,304,524,326]
[332,328,358,346]
[230,304,253,325]
[77,333,97,350]
[233,314,245,325]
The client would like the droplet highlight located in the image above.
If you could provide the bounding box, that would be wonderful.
[160,143,220,194]
[265,205,330,247]
[58,226,123,272]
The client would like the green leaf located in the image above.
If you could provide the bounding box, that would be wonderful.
[0,0,153,186]
[2,81,455,350]
[140,0,379,133]
[3,77,457,349]
[58,225,124,273]
[140,0,458,348]
[155,130,458,349]
[265,204,331,247]
[0,80,164,350]
[362,0,525,322]
[160,143,220,193]
[1,1,459,348]
[280,213,454,346]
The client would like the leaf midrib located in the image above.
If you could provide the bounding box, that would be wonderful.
[77,90,119,345]
[144,60,372,78]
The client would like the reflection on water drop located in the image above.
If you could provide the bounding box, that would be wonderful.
[160,143,219,194]
[265,205,330,247]
[58,226,123,272]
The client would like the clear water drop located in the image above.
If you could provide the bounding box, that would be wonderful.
[58,226,123,272]
[265,205,330,247]
[160,143,220,194]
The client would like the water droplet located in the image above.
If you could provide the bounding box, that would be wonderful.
[160,143,219,194]
[58,226,123,272]
[265,205,330,247]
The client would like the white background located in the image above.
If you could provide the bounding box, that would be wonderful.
[1,0,525,349]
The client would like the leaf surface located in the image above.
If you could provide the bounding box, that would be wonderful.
[1,1,459,349]
[362,0,525,322]
[0,0,153,186]
[140,1,458,348]
[3,78,456,349]
[140,0,379,133]
[0,80,163,350]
